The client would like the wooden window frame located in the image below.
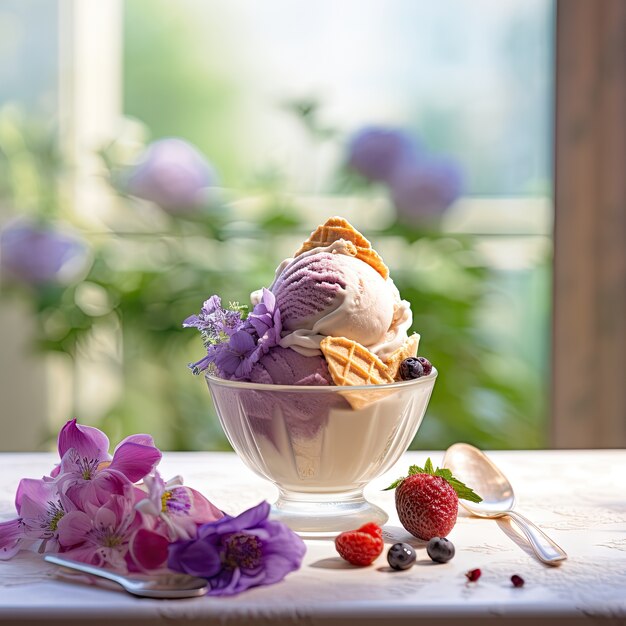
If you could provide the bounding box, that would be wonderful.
[552,0,626,447]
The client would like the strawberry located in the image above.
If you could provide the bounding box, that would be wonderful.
[335,522,384,566]
[385,458,482,541]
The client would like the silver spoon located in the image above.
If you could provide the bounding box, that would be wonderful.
[45,555,208,598]
[443,443,567,566]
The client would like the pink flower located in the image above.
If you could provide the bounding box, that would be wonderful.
[59,494,142,571]
[58,476,169,573]
[0,478,78,559]
[54,419,161,506]
[136,472,223,541]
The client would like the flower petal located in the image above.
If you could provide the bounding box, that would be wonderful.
[115,433,156,451]
[57,511,91,547]
[108,442,162,483]
[57,419,110,461]
[214,501,271,536]
[168,538,222,578]
[0,519,23,560]
[15,478,51,515]
[129,528,169,572]
[189,488,224,524]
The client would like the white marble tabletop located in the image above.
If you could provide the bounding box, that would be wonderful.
[0,450,625,626]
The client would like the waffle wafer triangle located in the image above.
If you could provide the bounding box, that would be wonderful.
[383,333,420,380]
[294,217,389,279]
[320,336,394,386]
[320,336,396,409]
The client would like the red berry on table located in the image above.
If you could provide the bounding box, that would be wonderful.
[335,522,384,566]
[511,574,525,587]
[466,568,482,582]
[384,458,482,541]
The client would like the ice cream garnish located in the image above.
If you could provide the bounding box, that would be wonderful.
[184,289,282,378]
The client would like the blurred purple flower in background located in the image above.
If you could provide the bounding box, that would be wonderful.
[126,138,217,214]
[346,126,420,183]
[0,219,90,286]
[389,157,464,223]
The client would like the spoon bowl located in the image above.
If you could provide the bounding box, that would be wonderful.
[45,555,208,599]
[443,443,567,565]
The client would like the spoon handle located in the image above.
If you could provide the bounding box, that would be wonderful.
[507,510,567,565]
[45,555,127,587]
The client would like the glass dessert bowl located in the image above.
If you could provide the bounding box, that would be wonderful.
[206,369,437,536]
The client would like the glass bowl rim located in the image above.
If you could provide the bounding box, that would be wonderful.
[205,367,437,393]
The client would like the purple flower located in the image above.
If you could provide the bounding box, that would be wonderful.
[214,329,258,379]
[183,295,245,343]
[389,156,464,223]
[247,288,282,355]
[135,471,224,541]
[0,219,90,286]
[126,138,217,214]
[167,501,306,596]
[347,126,421,182]
[184,296,249,375]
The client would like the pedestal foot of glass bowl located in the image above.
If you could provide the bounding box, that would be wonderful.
[270,489,388,537]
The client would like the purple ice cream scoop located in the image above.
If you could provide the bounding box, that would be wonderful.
[249,346,332,386]
[238,347,341,443]
[271,246,395,356]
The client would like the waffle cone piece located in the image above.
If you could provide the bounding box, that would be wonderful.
[294,217,389,280]
[383,333,421,380]
[320,336,395,409]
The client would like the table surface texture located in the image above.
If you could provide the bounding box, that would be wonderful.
[0,449,625,626]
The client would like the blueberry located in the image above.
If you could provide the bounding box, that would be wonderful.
[426,537,455,563]
[399,357,424,380]
[416,356,432,376]
[387,542,416,570]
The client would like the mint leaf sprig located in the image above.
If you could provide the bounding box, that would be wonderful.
[383,457,483,503]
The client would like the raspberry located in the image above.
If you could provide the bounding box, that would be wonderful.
[335,523,384,566]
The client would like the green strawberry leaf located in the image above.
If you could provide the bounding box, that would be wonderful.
[445,476,483,503]
[382,477,405,491]
[382,457,483,503]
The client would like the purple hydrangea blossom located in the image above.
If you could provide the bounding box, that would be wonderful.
[0,220,90,286]
[167,501,306,596]
[346,126,421,183]
[126,138,217,215]
[389,156,464,223]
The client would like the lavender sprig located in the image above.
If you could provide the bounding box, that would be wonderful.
[184,290,282,379]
